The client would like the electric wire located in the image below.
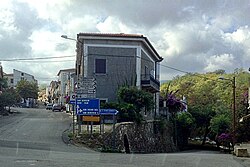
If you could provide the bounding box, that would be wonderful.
[0,53,225,82]
[0,55,75,61]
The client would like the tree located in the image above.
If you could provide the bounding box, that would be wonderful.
[0,77,8,91]
[210,114,231,147]
[161,69,250,146]
[165,90,186,113]
[185,79,218,145]
[210,114,231,135]
[117,86,154,123]
[16,80,38,100]
[176,112,195,148]
[0,88,21,113]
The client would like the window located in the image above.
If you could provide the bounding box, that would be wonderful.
[144,66,148,76]
[10,79,13,83]
[21,73,24,76]
[95,59,106,74]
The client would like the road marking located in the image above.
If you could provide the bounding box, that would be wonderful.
[129,153,134,163]
[16,142,19,155]
[161,154,167,165]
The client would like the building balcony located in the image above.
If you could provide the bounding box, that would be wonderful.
[141,74,160,93]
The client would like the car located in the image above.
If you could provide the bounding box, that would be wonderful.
[52,104,62,112]
[46,103,53,110]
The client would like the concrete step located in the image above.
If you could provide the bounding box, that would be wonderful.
[234,143,250,157]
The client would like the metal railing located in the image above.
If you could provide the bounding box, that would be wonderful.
[141,74,160,92]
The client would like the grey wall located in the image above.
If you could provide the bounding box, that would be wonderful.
[87,46,137,102]
[141,50,155,76]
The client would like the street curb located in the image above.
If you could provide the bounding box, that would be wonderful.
[61,129,71,145]
[61,129,98,153]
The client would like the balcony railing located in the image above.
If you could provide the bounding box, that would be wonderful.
[141,74,160,93]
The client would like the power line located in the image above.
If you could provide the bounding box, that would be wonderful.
[0,52,220,82]
[160,64,190,74]
[8,60,75,63]
[0,55,75,62]
[159,63,219,81]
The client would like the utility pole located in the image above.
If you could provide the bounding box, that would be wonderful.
[219,76,237,146]
[232,76,236,146]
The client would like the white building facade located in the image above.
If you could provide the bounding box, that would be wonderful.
[4,69,37,88]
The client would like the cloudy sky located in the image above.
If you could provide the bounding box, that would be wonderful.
[1,0,250,85]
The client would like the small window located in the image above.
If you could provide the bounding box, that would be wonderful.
[10,79,13,83]
[95,59,106,74]
[21,73,24,76]
[145,66,148,75]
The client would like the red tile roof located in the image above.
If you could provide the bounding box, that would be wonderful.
[78,33,143,38]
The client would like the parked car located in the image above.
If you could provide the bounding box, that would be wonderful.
[52,104,62,112]
[46,103,53,110]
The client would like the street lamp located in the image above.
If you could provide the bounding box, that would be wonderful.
[61,34,83,77]
[61,34,83,135]
[61,35,83,44]
[219,76,236,146]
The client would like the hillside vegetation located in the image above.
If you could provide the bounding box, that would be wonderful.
[161,69,250,145]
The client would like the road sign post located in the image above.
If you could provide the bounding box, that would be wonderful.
[76,98,100,115]
[76,78,97,99]
[99,109,119,142]
[76,98,100,135]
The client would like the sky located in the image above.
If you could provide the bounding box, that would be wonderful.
[1,0,250,85]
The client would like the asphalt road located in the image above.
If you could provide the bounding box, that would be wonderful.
[0,108,247,167]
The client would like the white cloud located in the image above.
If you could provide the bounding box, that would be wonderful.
[96,16,132,33]
[1,0,250,84]
[225,26,250,43]
[205,54,235,72]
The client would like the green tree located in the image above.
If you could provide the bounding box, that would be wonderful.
[117,86,154,123]
[16,80,38,100]
[186,79,218,145]
[0,88,21,112]
[161,69,250,145]
[176,112,195,147]
[210,114,231,135]
[210,113,231,148]
[0,77,8,90]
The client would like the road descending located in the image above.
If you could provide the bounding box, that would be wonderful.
[0,108,245,167]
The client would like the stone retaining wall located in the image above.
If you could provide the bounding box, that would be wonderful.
[103,120,176,153]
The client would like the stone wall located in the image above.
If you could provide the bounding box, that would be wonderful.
[103,120,176,153]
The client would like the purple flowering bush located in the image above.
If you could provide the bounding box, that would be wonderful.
[218,133,232,141]
[166,91,186,113]
[64,95,70,103]
[217,133,232,149]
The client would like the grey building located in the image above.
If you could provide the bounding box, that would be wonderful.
[76,33,163,116]
[4,73,14,88]
[4,69,37,89]
[57,68,75,104]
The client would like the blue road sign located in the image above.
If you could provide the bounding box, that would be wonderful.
[76,98,100,115]
[69,100,75,104]
[100,109,119,115]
